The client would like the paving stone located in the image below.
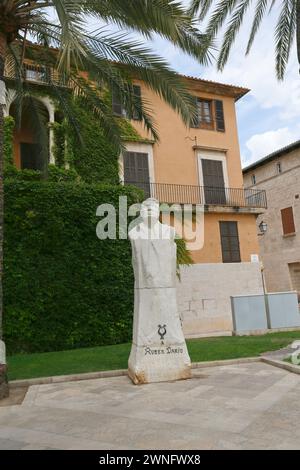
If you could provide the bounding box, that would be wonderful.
[0,362,299,449]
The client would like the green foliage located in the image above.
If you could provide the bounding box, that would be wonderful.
[47,165,80,182]
[60,101,121,184]
[4,116,15,167]
[175,237,193,279]
[118,118,153,143]
[4,164,80,183]
[51,121,68,168]
[3,181,143,354]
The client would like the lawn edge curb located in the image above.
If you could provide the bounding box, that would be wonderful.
[10,357,260,388]
[261,356,300,375]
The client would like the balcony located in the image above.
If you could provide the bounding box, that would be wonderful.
[124,182,267,212]
[4,62,70,87]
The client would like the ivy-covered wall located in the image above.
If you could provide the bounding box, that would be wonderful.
[4,180,143,354]
[52,99,149,185]
[4,116,15,166]
[5,98,147,185]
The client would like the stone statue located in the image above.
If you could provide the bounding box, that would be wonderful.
[128,198,191,384]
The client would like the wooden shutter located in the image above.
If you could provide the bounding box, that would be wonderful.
[219,221,241,263]
[281,207,296,235]
[202,159,226,204]
[132,85,142,120]
[112,88,124,116]
[214,100,225,132]
[190,97,200,128]
[123,151,150,197]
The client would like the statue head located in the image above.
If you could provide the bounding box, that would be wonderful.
[140,198,160,223]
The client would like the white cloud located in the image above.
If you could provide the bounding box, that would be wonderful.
[243,127,300,167]
[200,15,300,122]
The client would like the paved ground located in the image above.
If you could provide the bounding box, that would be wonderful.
[0,362,300,450]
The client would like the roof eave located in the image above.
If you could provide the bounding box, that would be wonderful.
[243,140,300,173]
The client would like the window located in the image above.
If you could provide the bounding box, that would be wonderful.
[276,162,282,174]
[112,88,125,117]
[123,151,150,197]
[215,100,225,132]
[112,85,142,120]
[281,207,296,235]
[131,85,142,120]
[191,98,225,132]
[219,221,241,263]
[251,174,256,185]
[202,159,226,204]
[20,143,45,171]
[24,64,48,83]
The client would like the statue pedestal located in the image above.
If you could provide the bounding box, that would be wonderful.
[128,286,191,384]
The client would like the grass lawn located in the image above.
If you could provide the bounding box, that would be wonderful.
[7,330,300,381]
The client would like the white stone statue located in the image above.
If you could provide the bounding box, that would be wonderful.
[128,198,191,384]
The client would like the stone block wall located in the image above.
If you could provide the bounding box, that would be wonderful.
[176,262,264,337]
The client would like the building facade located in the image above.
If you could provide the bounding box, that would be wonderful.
[243,141,300,300]
[4,60,267,337]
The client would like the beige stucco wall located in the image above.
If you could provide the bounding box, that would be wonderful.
[131,81,244,188]
[130,80,260,263]
[244,150,300,293]
[191,212,260,264]
[177,262,264,337]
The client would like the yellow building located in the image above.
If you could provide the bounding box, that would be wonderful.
[117,76,266,264]
[4,61,267,337]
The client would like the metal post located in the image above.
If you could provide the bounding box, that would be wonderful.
[261,263,271,329]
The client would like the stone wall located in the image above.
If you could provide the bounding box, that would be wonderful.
[176,262,264,337]
[244,150,300,294]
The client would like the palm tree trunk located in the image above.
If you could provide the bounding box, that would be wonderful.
[0,32,9,399]
[297,0,300,71]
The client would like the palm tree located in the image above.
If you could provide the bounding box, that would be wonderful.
[190,0,300,79]
[0,1,211,395]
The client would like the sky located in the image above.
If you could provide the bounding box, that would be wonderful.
[147,2,300,168]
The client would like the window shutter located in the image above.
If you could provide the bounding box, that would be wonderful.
[190,97,200,128]
[219,221,241,263]
[281,207,296,235]
[112,88,124,117]
[132,85,142,120]
[214,100,225,132]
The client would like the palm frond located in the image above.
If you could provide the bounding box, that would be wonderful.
[85,0,213,64]
[83,31,197,127]
[50,0,87,71]
[246,0,269,55]
[218,0,252,71]
[206,0,239,38]
[275,0,296,80]
[188,0,214,20]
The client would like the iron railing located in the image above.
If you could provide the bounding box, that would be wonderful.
[124,181,267,208]
[4,62,70,87]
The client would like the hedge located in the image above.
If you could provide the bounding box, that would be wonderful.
[4,116,14,166]
[4,181,143,354]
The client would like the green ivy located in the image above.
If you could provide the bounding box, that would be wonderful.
[3,181,143,354]
[4,164,80,182]
[118,118,153,143]
[52,100,120,184]
[4,116,15,167]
